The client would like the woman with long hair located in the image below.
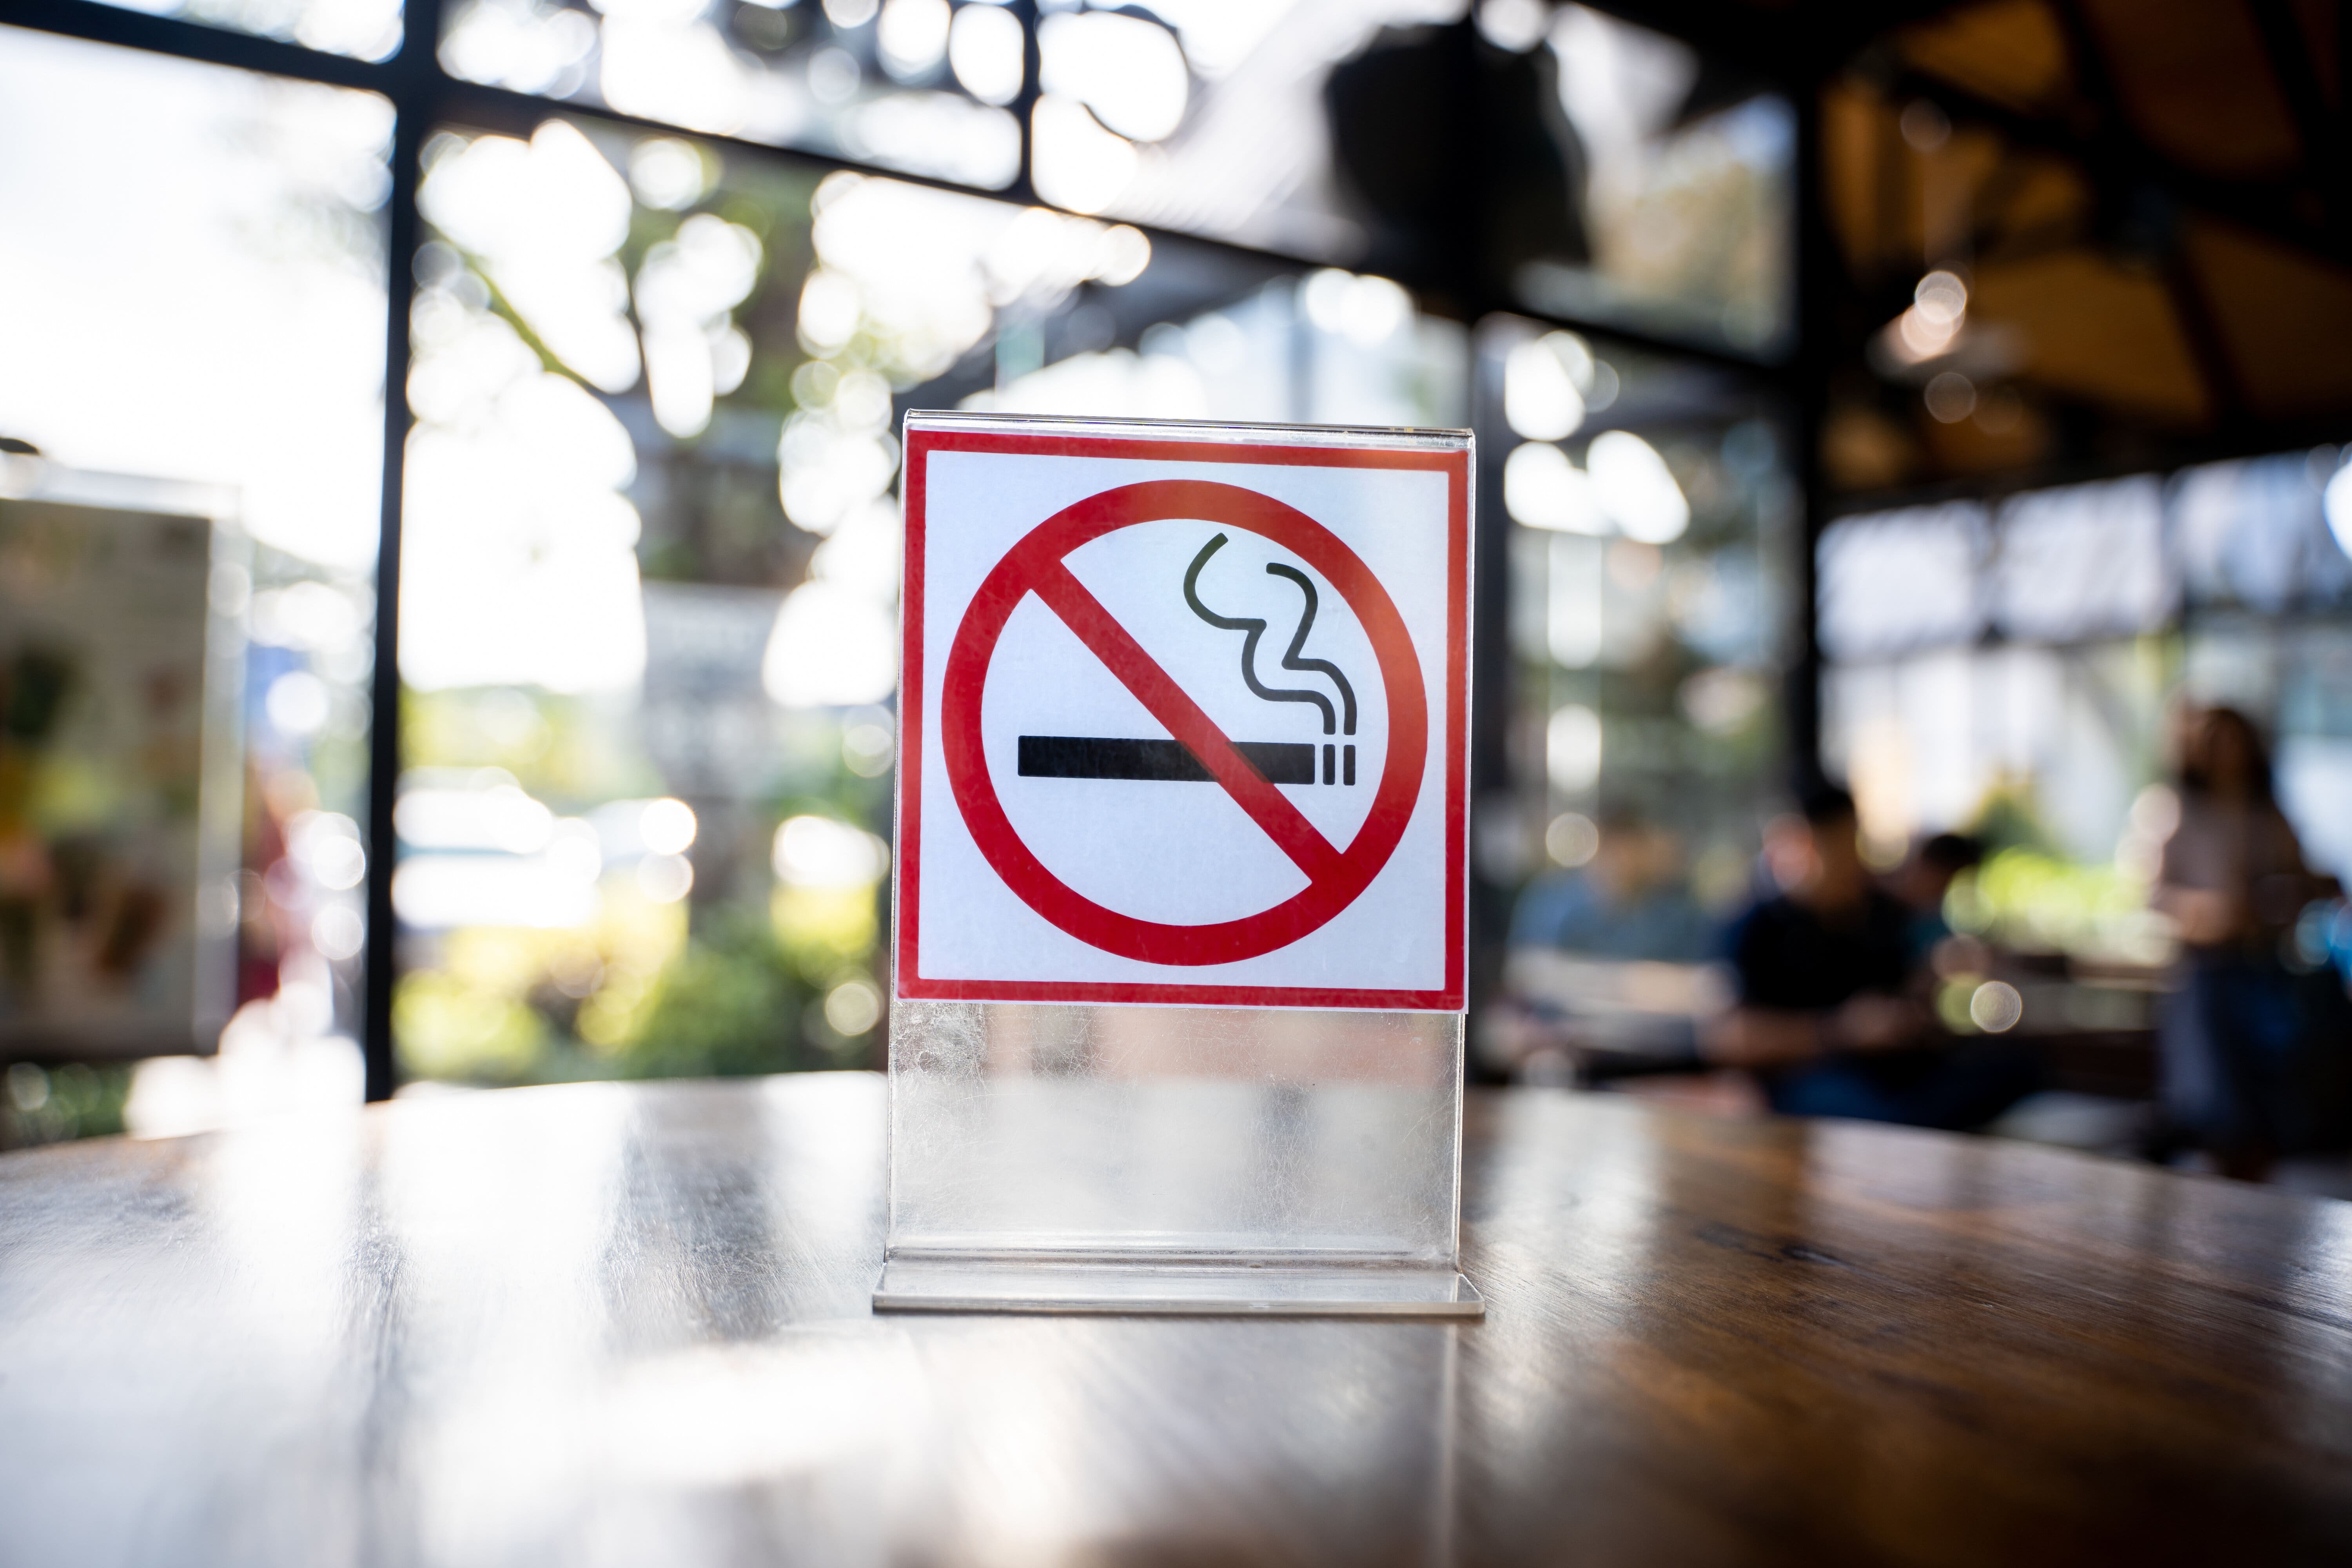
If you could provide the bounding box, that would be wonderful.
[2152,706,2339,1176]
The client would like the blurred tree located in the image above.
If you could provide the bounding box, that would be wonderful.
[617,907,840,1078]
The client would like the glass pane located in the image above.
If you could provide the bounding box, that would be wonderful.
[91,0,403,61]
[439,0,1022,189]
[1481,313,1794,1082]
[968,265,1465,427]
[1041,0,1455,257]
[1816,502,1985,661]
[2174,448,2352,613]
[1508,4,1793,355]
[1991,475,2171,642]
[1820,640,2177,966]
[393,108,1464,1088]
[0,26,388,1138]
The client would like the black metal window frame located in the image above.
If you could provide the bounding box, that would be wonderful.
[4,0,1828,1099]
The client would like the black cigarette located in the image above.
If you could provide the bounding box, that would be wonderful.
[1017,736,1319,785]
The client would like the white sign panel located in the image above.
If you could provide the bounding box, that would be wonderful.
[894,415,1471,1011]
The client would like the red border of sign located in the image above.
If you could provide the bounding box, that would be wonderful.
[941,479,1429,965]
[894,425,1472,1011]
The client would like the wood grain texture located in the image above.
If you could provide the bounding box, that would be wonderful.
[1,1074,2348,1567]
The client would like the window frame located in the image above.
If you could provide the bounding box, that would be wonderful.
[7,0,1823,1096]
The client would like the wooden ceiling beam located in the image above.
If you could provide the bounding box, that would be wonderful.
[2244,0,2348,231]
[2041,0,2249,424]
[1826,398,2352,514]
[1573,0,1987,92]
[1882,63,2352,270]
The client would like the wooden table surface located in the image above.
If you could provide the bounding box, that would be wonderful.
[2,1073,2348,1566]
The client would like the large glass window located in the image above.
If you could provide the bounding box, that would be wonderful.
[0,26,389,1137]
[1480,311,1795,1078]
[389,108,1466,1089]
[1821,448,2352,968]
[2,0,1805,1118]
[429,0,1791,360]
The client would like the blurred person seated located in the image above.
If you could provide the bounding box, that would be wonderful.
[1888,831,1984,966]
[1487,811,1724,1083]
[1702,786,2039,1131]
[2151,706,2351,1178]
[1510,809,1713,962]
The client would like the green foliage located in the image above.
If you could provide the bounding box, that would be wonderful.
[394,898,874,1086]
[1945,846,2167,962]
[401,686,660,805]
[2,646,75,742]
[1934,778,2180,962]
[394,970,550,1083]
[1,1061,130,1149]
[615,909,844,1079]
[1965,777,2058,857]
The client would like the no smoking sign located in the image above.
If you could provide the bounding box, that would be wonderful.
[895,415,1471,1011]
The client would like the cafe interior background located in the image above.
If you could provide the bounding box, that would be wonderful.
[2,0,2350,1187]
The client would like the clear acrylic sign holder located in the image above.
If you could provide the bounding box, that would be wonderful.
[873,414,1481,1318]
[875,1001,1476,1316]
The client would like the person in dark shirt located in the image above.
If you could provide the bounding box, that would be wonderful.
[1704,786,2038,1130]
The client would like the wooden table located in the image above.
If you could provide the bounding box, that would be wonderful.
[2,1074,2348,1566]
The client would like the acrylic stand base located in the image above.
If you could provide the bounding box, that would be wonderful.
[876,1002,1480,1320]
[874,1258,1483,1318]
